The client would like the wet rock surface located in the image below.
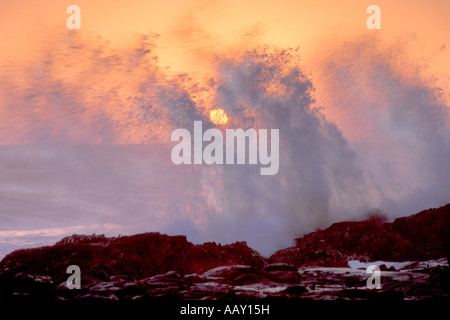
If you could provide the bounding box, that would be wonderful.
[0,233,264,281]
[0,259,449,301]
[1,204,449,301]
[270,203,450,266]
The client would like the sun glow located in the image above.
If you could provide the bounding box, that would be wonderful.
[209,109,228,125]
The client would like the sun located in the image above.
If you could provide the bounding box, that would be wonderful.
[209,109,228,125]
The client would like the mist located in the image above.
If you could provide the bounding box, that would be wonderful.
[0,31,449,258]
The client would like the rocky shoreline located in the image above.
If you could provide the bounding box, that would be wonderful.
[1,204,449,301]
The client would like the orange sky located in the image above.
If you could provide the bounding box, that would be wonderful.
[0,0,449,143]
[2,0,449,69]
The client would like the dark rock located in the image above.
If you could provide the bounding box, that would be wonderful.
[146,270,181,282]
[337,289,404,301]
[55,234,108,246]
[183,273,204,284]
[392,204,450,260]
[270,204,450,267]
[428,266,450,291]
[234,273,270,285]
[1,204,449,301]
[76,292,119,300]
[0,233,264,282]
[283,285,308,295]
[264,271,300,284]
[388,266,397,271]
[202,265,255,279]
[344,276,360,289]
[404,282,444,298]
[378,264,389,271]
[263,263,298,272]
